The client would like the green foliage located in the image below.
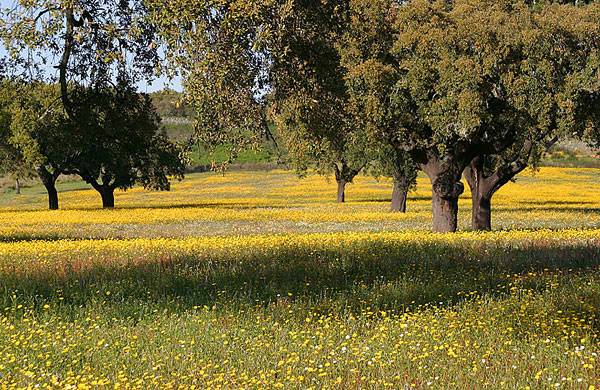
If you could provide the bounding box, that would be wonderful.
[0,0,159,109]
[0,80,64,181]
[146,0,271,157]
[150,89,193,119]
[190,144,275,167]
[267,0,373,179]
[60,82,186,193]
[340,0,418,190]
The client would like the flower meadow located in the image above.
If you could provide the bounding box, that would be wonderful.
[0,168,599,388]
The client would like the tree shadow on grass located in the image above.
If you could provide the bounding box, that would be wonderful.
[2,238,599,327]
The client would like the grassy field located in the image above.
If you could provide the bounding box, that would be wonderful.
[0,168,599,388]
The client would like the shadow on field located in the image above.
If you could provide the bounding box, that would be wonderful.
[1,238,599,324]
[518,200,597,206]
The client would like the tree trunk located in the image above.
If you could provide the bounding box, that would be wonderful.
[336,179,346,203]
[44,182,59,210]
[421,157,465,233]
[15,179,20,195]
[471,194,492,231]
[464,156,497,231]
[431,190,460,233]
[390,176,408,213]
[37,166,60,210]
[100,187,115,208]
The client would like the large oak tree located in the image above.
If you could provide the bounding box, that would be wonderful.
[60,82,186,208]
[462,2,600,230]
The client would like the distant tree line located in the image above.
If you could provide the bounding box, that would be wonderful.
[1,0,599,233]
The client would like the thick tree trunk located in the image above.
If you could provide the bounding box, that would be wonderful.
[431,190,460,233]
[336,179,346,203]
[421,157,465,233]
[100,187,115,208]
[15,179,20,195]
[390,176,408,213]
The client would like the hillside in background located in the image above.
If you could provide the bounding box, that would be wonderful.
[150,90,280,168]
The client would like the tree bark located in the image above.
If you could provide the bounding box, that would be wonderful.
[471,195,492,231]
[390,175,408,213]
[15,179,20,195]
[464,157,494,231]
[99,187,115,208]
[37,166,60,210]
[45,183,59,210]
[464,137,559,231]
[336,179,346,203]
[431,189,460,233]
[421,156,466,233]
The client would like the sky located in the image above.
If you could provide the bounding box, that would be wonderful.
[0,0,182,93]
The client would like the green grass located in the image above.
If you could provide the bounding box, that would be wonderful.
[188,144,275,166]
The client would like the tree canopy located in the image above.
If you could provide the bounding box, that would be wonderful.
[0,0,158,86]
[58,82,186,208]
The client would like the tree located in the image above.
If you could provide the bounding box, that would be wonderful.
[59,83,186,208]
[463,1,600,230]
[339,0,600,230]
[0,0,159,116]
[0,119,33,196]
[267,0,376,203]
[271,94,372,203]
[339,0,419,212]
[361,0,600,232]
[367,145,418,213]
[0,80,66,209]
[146,0,271,167]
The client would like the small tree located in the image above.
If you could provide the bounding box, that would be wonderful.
[267,0,373,203]
[0,80,66,208]
[0,127,34,196]
[340,0,419,212]
[367,145,418,213]
[60,83,186,208]
[271,95,371,203]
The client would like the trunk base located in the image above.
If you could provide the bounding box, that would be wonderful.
[390,179,408,213]
[472,196,492,231]
[100,189,115,208]
[336,180,346,203]
[45,185,59,210]
[432,191,460,233]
